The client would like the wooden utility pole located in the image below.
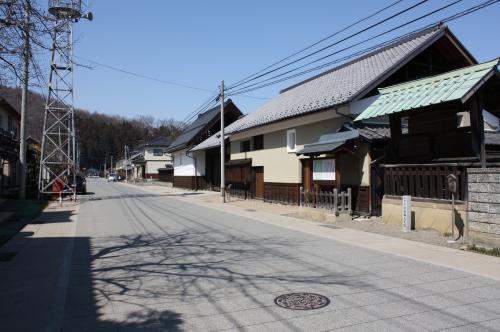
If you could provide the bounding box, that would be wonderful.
[220,80,225,203]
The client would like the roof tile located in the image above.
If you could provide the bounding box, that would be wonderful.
[225,26,445,134]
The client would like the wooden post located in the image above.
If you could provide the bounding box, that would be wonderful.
[389,115,402,159]
[469,95,486,168]
[348,188,352,214]
[299,186,303,206]
[334,188,338,213]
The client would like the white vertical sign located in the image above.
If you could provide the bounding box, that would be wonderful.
[402,195,412,232]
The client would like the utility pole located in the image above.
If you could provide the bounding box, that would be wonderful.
[220,80,225,203]
[104,157,106,178]
[18,1,30,199]
[124,145,128,183]
[110,155,113,172]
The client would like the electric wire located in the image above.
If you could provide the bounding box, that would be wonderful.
[227,0,499,97]
[179,92,219,129]
[228,0,464,95]
[226,0,405,89]
[73,55,270,101]
[74,55,214,93]
[226,0,430,91]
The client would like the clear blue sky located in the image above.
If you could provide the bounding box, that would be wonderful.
[67,0,500,122]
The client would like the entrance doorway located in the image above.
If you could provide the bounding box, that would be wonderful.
[253,167,264,199]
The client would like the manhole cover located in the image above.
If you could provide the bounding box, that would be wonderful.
[0,252,17,262]
[274,292,330,310]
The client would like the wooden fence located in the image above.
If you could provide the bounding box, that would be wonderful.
[382,165,466,201]
[299,187,352,214]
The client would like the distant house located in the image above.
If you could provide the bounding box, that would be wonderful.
[167,100,242,190]
[195,25,477,213]
[0,96,20,196]
[355,59,500,241]
[131,137,174,181]
[131,151,145,180]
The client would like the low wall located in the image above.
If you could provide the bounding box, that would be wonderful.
[264,182,300,205]
[382,196,466,235]
[173,176,207,190]
[145,173,159,180]
[297,207,351,223]
[467,168,500,247]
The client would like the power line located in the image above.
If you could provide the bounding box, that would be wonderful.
[179,92,219,129]
[228,0,464,95]
[226,0,430,91]
[73,55,270,101]
[226,0,405,89]
[227,0,499,97]
[75,55,214,92]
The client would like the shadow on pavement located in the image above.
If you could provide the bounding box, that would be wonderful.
[31,210,76,224]
[81,192,202,202]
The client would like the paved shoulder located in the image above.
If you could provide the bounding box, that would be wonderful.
[0,202,78,331]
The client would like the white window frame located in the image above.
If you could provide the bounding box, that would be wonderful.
[287,129,296,153]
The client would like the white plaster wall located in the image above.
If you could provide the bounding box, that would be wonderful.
[144,148,173,163]
[230,115,346,183]
[173,149,206,176]
[146,161,168,175]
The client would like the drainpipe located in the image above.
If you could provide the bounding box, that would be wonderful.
[185,150,197,191]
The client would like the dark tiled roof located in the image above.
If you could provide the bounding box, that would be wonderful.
[189,130,227,152]
[296,130,359,155]
[342,122,391,141]
[225,158,252,166]
[167,100,240,153]
[225,26,449,135]
[145,136,174,147]
[297,141,346,155]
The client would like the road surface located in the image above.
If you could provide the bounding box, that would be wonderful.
[62,179,500,331]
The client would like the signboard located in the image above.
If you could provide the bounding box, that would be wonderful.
[313,159,335,181]
[402,195,412,232]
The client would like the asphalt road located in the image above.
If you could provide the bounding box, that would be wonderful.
[62,178,500,331]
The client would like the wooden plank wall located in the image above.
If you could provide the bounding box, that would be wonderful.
[264,182,301,205]
[383,165,466,201]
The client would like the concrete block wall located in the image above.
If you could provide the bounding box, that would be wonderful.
[467,168,500,247]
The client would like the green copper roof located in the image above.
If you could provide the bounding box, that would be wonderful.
[354,59,500,121]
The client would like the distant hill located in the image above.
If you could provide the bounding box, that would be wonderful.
[0,87,182,169]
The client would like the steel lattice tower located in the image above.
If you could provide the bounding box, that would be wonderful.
[39,0,90,196]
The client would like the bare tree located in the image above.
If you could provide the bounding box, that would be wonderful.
[0,0,52,89]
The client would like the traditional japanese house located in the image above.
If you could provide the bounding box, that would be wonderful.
[355,58,500,237]
[203,25,477,209]
[167,100,242,190]
[0,96,20,196]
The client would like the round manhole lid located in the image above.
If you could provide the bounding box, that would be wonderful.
[274,292,330,310]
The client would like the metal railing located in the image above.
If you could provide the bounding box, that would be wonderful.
[226,183,251,200]
[299,187,352,214]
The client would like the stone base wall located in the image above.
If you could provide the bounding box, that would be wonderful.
[467,168,500,247]
[382,196,466,235]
